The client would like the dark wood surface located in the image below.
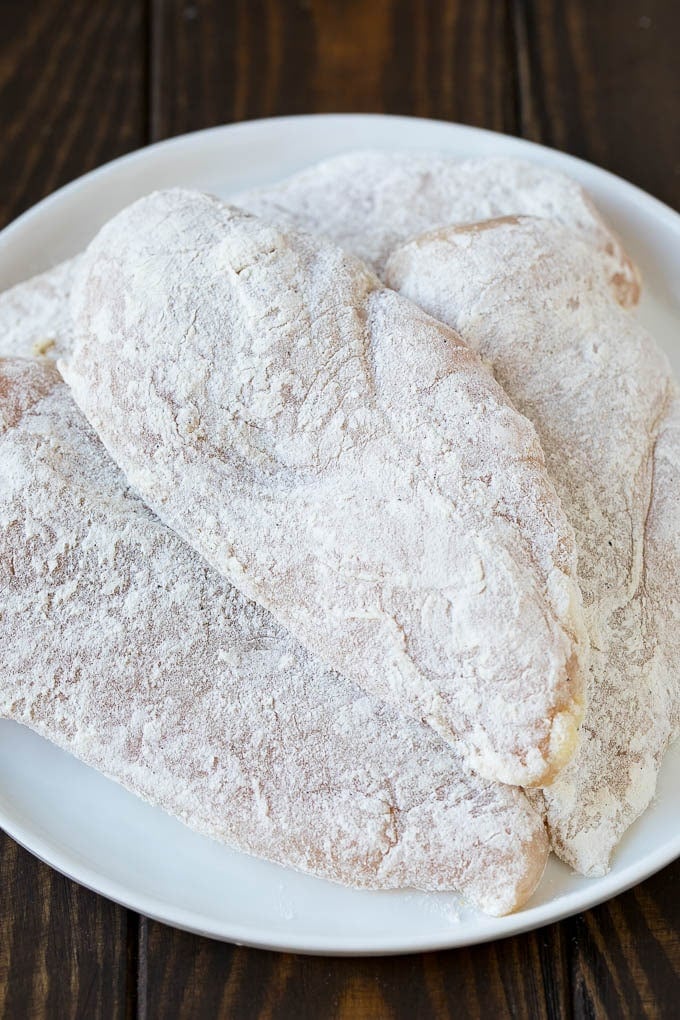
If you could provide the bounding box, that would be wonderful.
[1,1,679,1016]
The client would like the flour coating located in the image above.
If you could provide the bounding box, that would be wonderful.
[0,357,550,915]
[386,217,679,874]
[237,152,639,306]
[63,190,587,787]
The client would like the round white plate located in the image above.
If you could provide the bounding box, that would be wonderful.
[1,115,679,955]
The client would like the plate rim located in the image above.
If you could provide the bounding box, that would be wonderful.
[1,113,679,955]
[2,114,679,267]
[2,773,679,955]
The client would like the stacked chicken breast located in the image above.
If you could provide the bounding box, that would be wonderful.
[1,152,677,916]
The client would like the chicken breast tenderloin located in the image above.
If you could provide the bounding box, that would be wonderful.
[62,189,587,788]
[385,216,679,874]
[236,152,640,307]
[0,357,550,916]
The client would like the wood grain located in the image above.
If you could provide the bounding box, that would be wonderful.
[0,835,131,1019]
[567,862,680,1020]
[0,0,146,230]
[513,0,680,210]
[150,0,517,140]
[139,918,572,1020]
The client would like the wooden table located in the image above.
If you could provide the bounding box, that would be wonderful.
[1,2,678,1016]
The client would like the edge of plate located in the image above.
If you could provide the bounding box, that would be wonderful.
[1,115,679,270]
[1,114,678,954]
[3,803,679,955]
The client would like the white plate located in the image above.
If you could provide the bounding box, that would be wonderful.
[1,115,679,955]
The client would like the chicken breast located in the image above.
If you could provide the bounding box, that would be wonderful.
[0,357,550,916]
[62,189,586,787]
[386,216,679,874]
